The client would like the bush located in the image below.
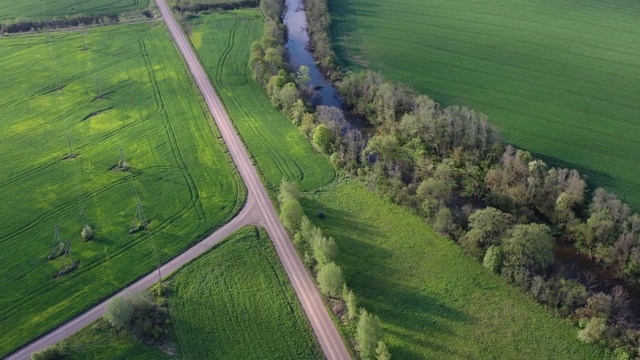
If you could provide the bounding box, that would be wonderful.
[30,344,68,360]
[483,245,503,273]
[104,296,133,330]
[578,317,607,344]
[81,225,94,241]
[280,199,304,232]
[356,309,383,360]
[317,262,344,297]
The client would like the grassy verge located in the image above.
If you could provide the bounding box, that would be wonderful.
[0,22,243,357]
[303,180,603,359]
[185,10,335,192]
[329,0,640,209]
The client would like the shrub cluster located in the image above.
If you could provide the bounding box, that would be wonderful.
[104,294,171,345]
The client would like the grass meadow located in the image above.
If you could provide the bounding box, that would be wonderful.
[0,22,243,356]
[304,181,603,359]
[168,227,321,359]
[186,10,336,192]
[330,0,640,209]
[0,0,148,21]
[58,227,321,359]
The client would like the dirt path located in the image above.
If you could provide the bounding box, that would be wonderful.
[6,1,350,359]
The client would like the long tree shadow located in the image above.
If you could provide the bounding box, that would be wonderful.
[301,196,476,359]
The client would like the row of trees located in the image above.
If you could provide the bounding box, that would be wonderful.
[278,180,389,359]
[297,0,640,356]
[172,0,259,13]
[1,14,120,35]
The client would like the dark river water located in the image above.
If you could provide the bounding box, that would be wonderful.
[284,0,342,108]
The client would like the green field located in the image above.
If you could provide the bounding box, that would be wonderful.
[0,0,148,21]
[304,181,602,359]
[186,10,335,192]
[56,228,320,359]
[330,0,640,209]
[0,23,243,356]
[168,227,320,359]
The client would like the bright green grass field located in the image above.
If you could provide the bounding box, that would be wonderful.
[169,227,321,359]
[59,227,321,359]
[0,23,243,357]
[0,0,148,21]
[186,10,335,192]
[330,0,640,209]
[303,181,602,359]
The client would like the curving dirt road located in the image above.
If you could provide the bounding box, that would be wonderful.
[6,1,350,359]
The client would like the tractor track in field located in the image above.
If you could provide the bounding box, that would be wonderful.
[5,2,351,359]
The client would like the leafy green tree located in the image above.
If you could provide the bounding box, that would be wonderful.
[502,223,554,275]
[313,124,332,154]
[460,207,514,260]
[578,317,607,344]
[356,309,383,359]
[344,286,358,321]
[376,341,391,360]
[104,296,133,330]
[280,199,304,232]
[317,262,344,297]
[311,236,337,266]
[278,179,301,205]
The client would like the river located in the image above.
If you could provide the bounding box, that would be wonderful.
[283,0,342,108]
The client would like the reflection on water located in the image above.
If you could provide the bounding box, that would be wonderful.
[284,0,342,108]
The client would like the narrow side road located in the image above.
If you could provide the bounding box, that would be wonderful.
[154,1,351,359]
[6,2,350,360]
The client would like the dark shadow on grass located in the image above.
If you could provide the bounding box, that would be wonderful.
[301,196,476,359]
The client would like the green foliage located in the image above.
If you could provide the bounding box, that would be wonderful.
[30,344,68,360]
[188,11,334,192]
[376,341,391,360]
[104,296,134,330]
[460,207,514,260]
[344,287,358,321]
[317,262,345,297]
[278,179,302,205]
[501,223,554,276]
[312,124,332,154]
[331,0,640,209]
[81,225,94,241]
[0,22,242,356]
[356,309,383,360]
[482,245,503,273]
[311,235,337,266]
[280,199,304,232]
[578,317,607,344]
[306,181,601,358]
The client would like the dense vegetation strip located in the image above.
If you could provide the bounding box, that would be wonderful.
[0,22,243,357]
[184,9,335,192]
[327,0,640,210]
